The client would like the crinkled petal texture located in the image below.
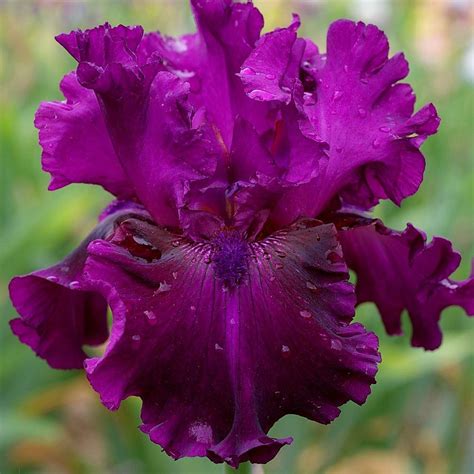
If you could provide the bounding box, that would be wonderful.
[338,215,474,350]
[40,12,442,239]
[11,2,471,468]
[55,23,222,229]
[8,203,147,369]
[35,72,132,197]
[83,217,380,467]
[240,19,440,217]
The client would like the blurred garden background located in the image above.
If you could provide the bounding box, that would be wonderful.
[0,0,473,473]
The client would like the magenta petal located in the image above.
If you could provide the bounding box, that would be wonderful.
[8,203,147,369]
[35,72,132,197]
[191,0,274,145]
[339,216,474,350]
[58,24,222,227]
[138,32,200,83]
[239,15,304,104]
[83,217,379,467]
[229,118,279,182]
[301,20,440,212]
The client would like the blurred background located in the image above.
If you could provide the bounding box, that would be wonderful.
[0,0,473,473]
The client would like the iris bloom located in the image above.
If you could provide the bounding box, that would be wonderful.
[9,0,473,468]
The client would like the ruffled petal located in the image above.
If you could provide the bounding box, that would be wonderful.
[239,15,304,104]
[83,216,379,467]
[228,110,328,233]
[301,20,440,212]
[57,24,222,228]
[35,72,132,197]
[338,215,474,350]
[8,203,148,369]
[229,117,279,182]
[241,19,440,216]
[191,0,275,146]
[138,32,201,88]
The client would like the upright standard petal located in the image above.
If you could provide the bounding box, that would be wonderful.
[35,72,132,197]
[338,216,474,350]
[191,0,275,145]
[239,15,304,104]
[241,19,440,216]
[301,20,440,212]
[83,217,379,467]
[57,24,221,228]
[8,203,147,369]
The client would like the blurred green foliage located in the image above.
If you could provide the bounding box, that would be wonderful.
[0,1,473,473]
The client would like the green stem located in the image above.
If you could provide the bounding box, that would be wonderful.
[224,463,252,474]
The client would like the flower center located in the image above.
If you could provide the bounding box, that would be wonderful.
[211,232,248,288]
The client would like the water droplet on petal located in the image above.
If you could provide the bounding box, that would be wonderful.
[248,89,276,101]
[303,92,316,106]
[326,251,343,264]
[68,280,80,290]
[269,276,276,282]
[132,235,151,246]
[171,240,180,247]
[333,90,343,101]
[281,345,291,357]
[155,281,171,294]
[330,339,342,350]
[372,138,382,148]
[230,318,236,325]
[300,310,312,319]
[214,343,223,351]
[190,305,196,312]
[379,126,391,133]
[306,281,317,290]
[441,279,458,290]
[241,67,256,76]
[144,310,157,325]
[47,276,59,283]
[132,334,141,348]
[172,272,178,280]
[343,64,349,73]
[358,108,367,118]
[265,73,276,80]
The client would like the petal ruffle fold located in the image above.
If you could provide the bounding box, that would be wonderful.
[83,217,380,466]
[338,215,474,350]
[57,24,222,228]
[35,72,132,197]
[240,19,440,216]
[190,0,272,146]
[8,203,147,369]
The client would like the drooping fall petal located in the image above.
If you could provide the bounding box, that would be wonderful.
[82,217,380,466]
[338,215,474,350]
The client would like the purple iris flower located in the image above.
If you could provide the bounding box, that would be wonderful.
[9,0,473,468]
